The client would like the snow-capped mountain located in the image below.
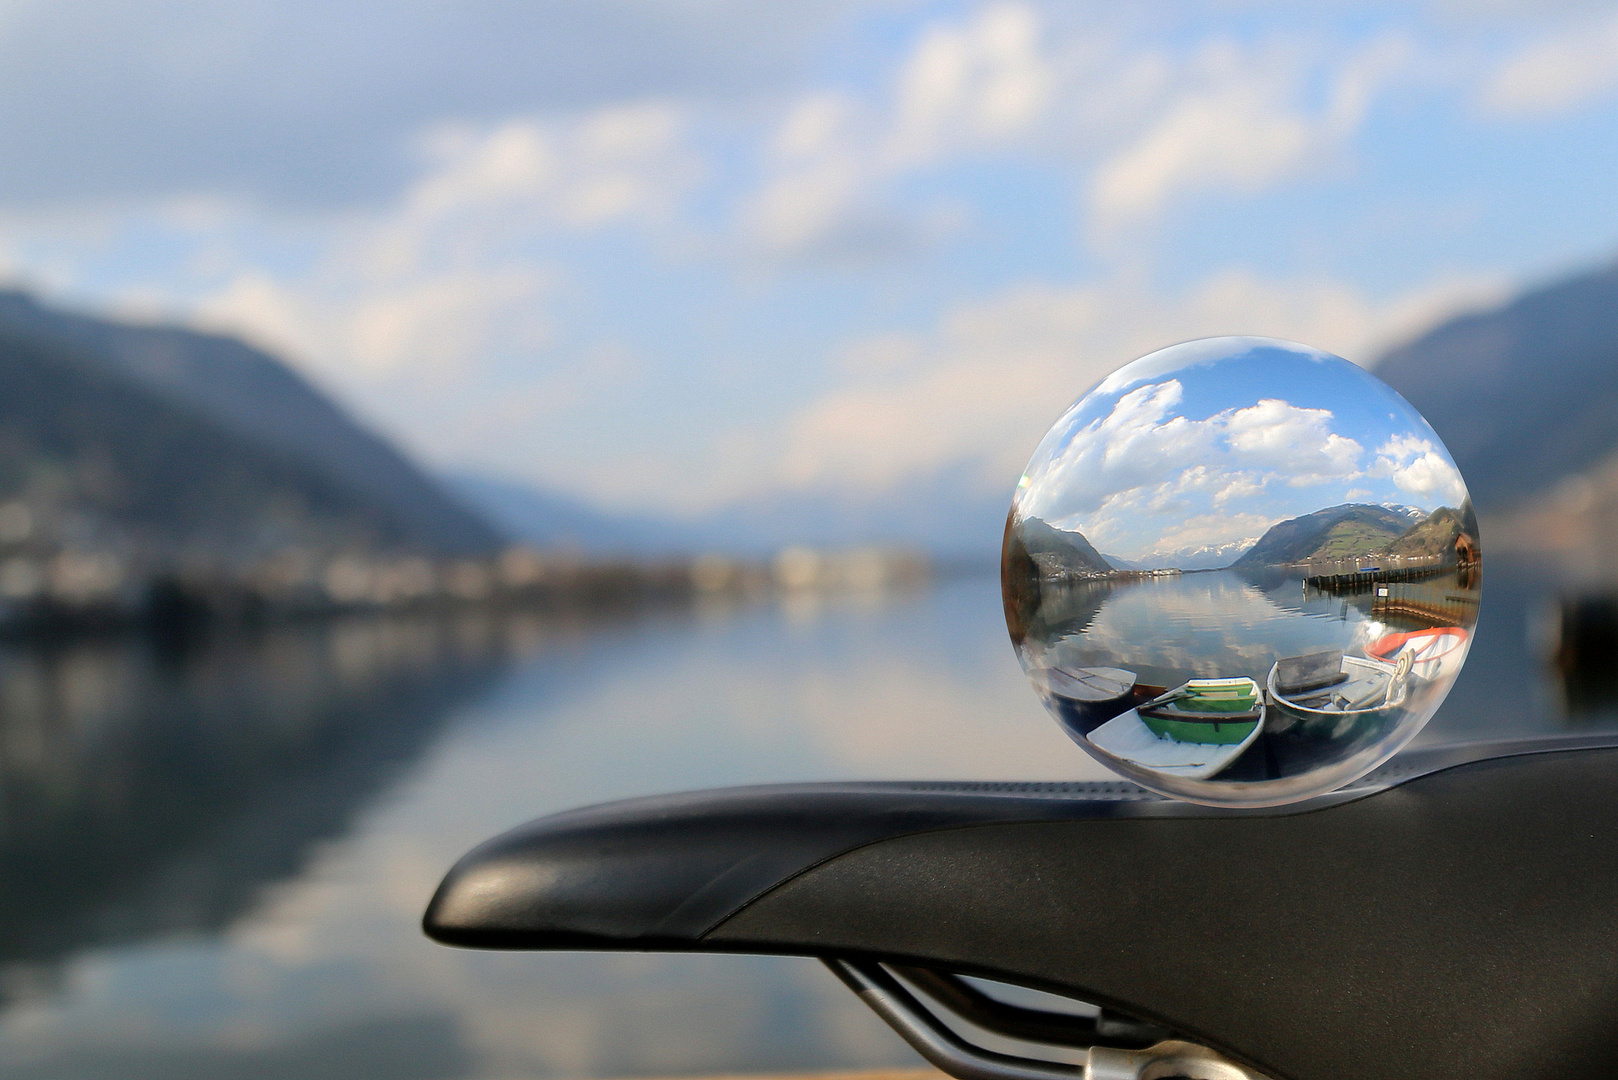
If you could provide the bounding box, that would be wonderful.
[1133,538,1260,571]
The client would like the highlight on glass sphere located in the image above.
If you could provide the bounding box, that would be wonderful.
[1003,337,1481,807]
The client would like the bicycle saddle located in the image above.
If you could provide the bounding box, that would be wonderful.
[424,734,1618,1080]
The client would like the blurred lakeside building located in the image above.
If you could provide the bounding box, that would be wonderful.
[0,540,934,639]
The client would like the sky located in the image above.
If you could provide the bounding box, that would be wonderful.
[0,1,1616,521]
[1015,338,1468,565]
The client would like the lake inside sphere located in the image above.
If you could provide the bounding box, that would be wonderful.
[1003,337,1481,806]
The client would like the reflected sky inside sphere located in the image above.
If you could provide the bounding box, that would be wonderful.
[1005,337,1481,806]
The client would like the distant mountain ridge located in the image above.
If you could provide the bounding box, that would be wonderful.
[1138,538,1257,571]
[0,291,498,555]
[0,324,419,559]
[446,473,690,553]
[452,464,1016,560]
[1382,504,1477,560]
[1380,504,1426,524]
[1015,517,1114,574]
[1231,504,1414,568]
[1374,259,1618,510]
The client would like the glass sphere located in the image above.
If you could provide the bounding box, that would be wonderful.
[1004,337,1481,806]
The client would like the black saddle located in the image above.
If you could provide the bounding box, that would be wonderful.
[424,734,1618,1080]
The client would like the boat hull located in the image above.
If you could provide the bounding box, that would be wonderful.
[1366,627,1468,684]
[1087,702,1266,779]
[1139,714,1260,744]
[1265,655,1410,739]
[1037,665,1138,735]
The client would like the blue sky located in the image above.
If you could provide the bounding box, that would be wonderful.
[1015,339,1467,564]
[0,1,1615,519]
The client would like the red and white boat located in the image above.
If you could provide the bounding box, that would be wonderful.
[1365,626,1470,683]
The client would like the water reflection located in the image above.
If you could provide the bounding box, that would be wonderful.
[1038,569,1477,690]
[0,585,1087,1080]
[0,1015,473,1080]
[1415,555,1618,742]
[0,571,1606,1079]
[1032,569,1473,788]
[0,615,517,987]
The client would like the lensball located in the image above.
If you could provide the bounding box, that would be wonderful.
[1003,337,1481,806]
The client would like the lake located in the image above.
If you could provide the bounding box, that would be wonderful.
[0,559,1607,1079]
[1032,568,1451,691]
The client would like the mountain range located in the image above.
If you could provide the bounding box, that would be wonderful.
[1373,258,1618,511]
[443,473,680,553]
[452,461,1014,559]
[1231,504,1416,568]
[1229,502,1475,568]
[1383,505,1476,560]
[1014,516,1114,574]
[464,257,1618,559]
[1134,539,1258,572]
[0,291,498,561]
[5,248,1617,569]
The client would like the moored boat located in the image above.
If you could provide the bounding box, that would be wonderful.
[1138,677,1262,744]
[1086,676,1265,779]
[1035,665,1137,733]
[1266,652,1413,739]
[1365,626,1468,683]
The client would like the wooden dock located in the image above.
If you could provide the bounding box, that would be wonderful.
[1304,563,1452,592]
[1372,581,1480,628]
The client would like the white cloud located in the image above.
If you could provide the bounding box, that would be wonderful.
[1088,34,1412,232]
[1224,398,1361,475]
[761,268,1490,508]
[402,103,702,240]
[886,1,1052,167]
[1021,384,1365,552]
[1480,10,1618,115]
[740,2,1056,258]
[741,155,867,254]
[1371,434,1468,505]
[1032,379,1209,514]
[1213,474,1264,506]
[1090,59,1316,226]
[747,4,1425,256]
[196,101,701,392]
[198,259,557,390]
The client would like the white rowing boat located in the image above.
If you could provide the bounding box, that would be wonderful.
[1033,665,1137,733]
[1086,694,1265,779]
[1266,651,1413,740]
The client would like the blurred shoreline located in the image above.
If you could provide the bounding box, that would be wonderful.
[0,543,940,641]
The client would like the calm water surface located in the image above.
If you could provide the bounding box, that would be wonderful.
[0,564,1605,1078]
[1042,569,1394,690]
